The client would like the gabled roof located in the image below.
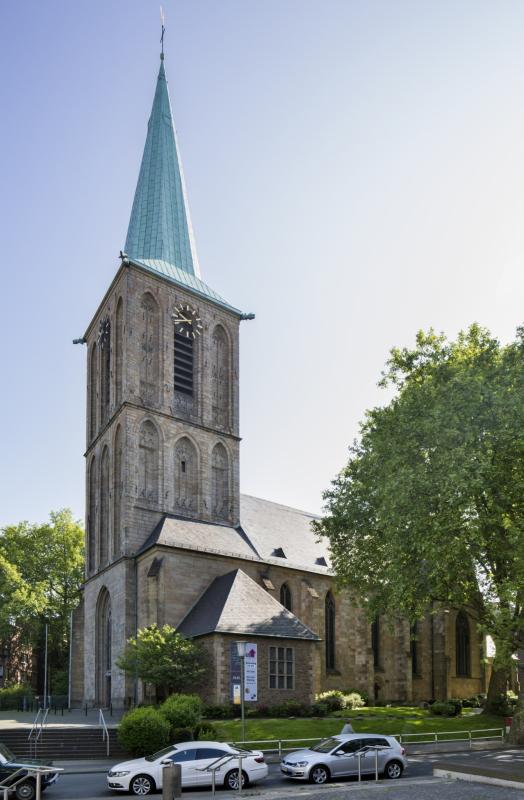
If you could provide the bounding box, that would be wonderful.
[177,569,319,640]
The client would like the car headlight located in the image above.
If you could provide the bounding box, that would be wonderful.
[108,770,130,777]
[294,761,309,767]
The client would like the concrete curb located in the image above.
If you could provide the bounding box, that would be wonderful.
[433,765,524,791]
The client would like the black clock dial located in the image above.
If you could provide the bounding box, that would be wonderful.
[173,303,203,339]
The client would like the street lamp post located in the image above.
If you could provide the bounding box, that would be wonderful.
[235,642,247,744]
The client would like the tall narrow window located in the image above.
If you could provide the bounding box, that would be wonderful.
[174,437,198,513]
[371,616,380,668]
[139,293,160,405]
[115,298,123,406]
[174,330,194,395]
[411,622,420,677]
[89,344,98,440]
[99,447,110,567]
[99,318,111,425]
[95,588,112,707]
[280,583,292,612]
[269,646,294,689]
[113,425,122,558]
[325,591,335,670]
[88,457,97,573]
[456,611,471,677]
[211,325,230,427]
[211,443,229,520]
[138,420,160,503]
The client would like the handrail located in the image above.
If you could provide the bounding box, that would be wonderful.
[27,707,49,756]
[196,753,249,797]
[99,708,110,757]
[0,765,64,800]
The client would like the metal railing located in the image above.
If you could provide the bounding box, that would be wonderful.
[0,765,63,800]
[99,708,110,757]
[27,707,49,757]
[231,727,505,755]
[196,752,251,797]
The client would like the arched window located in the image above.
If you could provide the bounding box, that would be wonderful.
[211,325,230,428]
[174,437,198,513]
[456,611,471,677]
[280,583,292,612]
[139,293,160,405]
[113,426,122,558]
[411,622,420,677]
[174,320,194,397]
[95,588,112,707]
[138,420,160,503]
[371,616,380,669]
[99,447,110,568]
[89,344,98,440]
[115,298,123,406]
[99,318,111,425]
[211,443,229,520]
[325,591,335,670]
[88,457,97,573]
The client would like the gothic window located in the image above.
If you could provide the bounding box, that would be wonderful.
[99,447,110,568]
[99,318,111,425]
[174,437,198,513]
[95,587,112,707]
[88,457,97,573]
[115,298,123,406]
[211,443,229,520]
[325,591,335,670]
[211,325,230,428]
[371,616,381,669]
[174,327,194,396]
[280,583,292,612]
[139,293,160,405]
[456,611,471,677]
[89,344,98,440]
[113,426,122,558]
[411,622,420,677]
[138,420,160,503]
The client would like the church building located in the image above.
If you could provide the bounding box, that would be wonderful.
[70,51,486,709]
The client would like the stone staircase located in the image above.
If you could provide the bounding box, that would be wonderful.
[0,727,127,760]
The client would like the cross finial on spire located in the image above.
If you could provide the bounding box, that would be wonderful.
[160,6,166,60]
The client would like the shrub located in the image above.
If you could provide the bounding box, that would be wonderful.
[430,702,456,717]
[342,687,370,706]
[250,704,271,718]
[489,691,518,717]
[310,702,328,717]
[196,722,218,740]
[343,692,366,710]
[0,685,34,710]
[269,700,309,718]
[118,706,171,756]
[160,694,203,737]
[447,699,463,716]
[315,691,345,712]
[203,703,239,719]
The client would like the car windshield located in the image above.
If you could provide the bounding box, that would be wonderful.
[311,738,342,753]
[145,746,176,762]
[0,744,15,763]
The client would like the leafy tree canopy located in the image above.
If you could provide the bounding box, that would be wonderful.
[315,324,524,668]
[117,624,211,698]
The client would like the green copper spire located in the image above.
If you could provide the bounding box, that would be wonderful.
[125,56,200,277]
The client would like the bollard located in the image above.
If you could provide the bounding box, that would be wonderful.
[36,771,42,800]
[374,748,379,782]
[162,763,182,799]
[357,751,362,782]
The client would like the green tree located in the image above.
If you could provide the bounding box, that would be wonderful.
[117,625,211,699]
[0,509,84,691]
[315,325,524,741]
[160,694,203,738]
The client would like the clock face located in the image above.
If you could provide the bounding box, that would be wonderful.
[173,303,203,339]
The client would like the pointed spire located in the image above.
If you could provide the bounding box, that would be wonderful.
[125,56,201,277]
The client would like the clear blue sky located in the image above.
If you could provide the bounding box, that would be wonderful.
[3,0,524,526]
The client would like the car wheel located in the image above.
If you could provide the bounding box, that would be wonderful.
[224,769,249,790]
[309,765,330,785]
[130,774,156,796]
[15,781,36,800]
[384,760,403,779]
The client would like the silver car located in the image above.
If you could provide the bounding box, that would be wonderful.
[280,733,407,785]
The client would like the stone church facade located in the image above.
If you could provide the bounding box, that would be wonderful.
[70,53,486,709]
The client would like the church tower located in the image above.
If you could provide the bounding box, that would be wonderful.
[74,52,246,706]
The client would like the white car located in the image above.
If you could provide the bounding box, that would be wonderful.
[107,741,268,795]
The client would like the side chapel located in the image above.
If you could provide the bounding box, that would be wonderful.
[70,52,486,708]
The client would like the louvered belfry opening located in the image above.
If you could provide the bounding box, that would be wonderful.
[174,330,194,395]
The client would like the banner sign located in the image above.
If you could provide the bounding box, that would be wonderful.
[230,642,258,702]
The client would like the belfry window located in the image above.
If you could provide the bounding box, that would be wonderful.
[174,330,194,396]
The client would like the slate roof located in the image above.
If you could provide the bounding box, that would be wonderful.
[137,494,330,575]
[177,569,319,640]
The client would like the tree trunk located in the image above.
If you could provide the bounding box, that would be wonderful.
[484,663,509,713]
[508,689,524,744]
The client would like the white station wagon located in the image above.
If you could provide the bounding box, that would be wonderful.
[107,741,268,795]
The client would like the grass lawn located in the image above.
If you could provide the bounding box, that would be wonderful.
[210,708,505,745]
